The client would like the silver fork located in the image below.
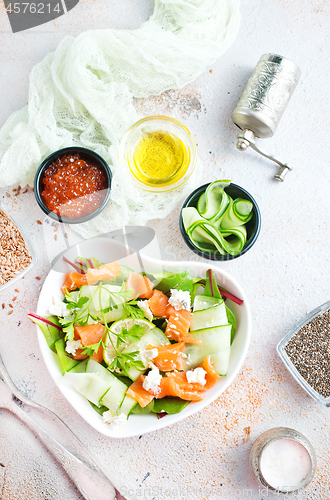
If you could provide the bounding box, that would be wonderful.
[0,353,117,500]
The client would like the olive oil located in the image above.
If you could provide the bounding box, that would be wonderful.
[131,130,189,187]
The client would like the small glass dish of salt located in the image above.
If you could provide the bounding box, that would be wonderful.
[277,300,330,406]
[250,427,316,494]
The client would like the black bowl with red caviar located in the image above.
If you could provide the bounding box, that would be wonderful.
[34,147,112,224]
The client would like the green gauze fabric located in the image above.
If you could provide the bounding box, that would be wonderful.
[0,0,240,237]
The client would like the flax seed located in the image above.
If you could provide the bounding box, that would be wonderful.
[0,209,32,288]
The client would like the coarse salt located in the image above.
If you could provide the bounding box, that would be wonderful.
[260,438,312,492]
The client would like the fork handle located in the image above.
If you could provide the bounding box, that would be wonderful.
[7,401,116,500]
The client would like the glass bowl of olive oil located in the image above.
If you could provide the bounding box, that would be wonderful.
[120,116,197,192]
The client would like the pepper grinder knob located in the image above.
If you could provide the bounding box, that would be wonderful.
[236,129,292,182]
[236,136,250,151]
[274,165,291,182]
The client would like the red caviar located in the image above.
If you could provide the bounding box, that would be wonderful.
[41,154,108,219]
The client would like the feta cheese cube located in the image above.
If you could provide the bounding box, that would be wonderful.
[48,296,70,317]
[65,340,83,356]
[142,365,162,394]
[102,411,127,428]
[137,300,153,321]
[168,289,191,311]
[140,348,158,367]
[186,367,207,386]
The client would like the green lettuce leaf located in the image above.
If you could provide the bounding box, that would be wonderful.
[152,397,190,414]
[28,313,63,352]
[151,271,193,295]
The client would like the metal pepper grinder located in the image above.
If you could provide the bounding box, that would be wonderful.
[232,53,301,181]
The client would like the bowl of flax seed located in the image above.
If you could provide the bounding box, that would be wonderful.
[0,203,37,292]
[277,300,330,406]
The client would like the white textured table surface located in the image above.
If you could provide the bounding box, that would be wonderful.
[1,1,330,499]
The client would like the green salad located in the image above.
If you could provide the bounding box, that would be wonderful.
[29,256,242,428]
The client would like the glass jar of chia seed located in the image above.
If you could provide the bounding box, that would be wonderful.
[277,300,330,406]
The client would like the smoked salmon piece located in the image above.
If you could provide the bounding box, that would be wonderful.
[165,309,201,344]
[61,272,88,294]
[148,373,204,402]
[61,261,121,294]
[126,375,154,407]
[147,289,169,317]
[151,342,186,371]
[139,276,154,299]
[164,376,204,401]
[125,272,154,300]
[86,261,121,285]
[72,323,106,363]
[130,357,219,404]
[147,290,199,344]
[201,355,219,390]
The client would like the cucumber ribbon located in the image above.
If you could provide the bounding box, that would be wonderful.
[182,180,253,256]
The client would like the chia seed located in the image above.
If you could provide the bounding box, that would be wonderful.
[285,309,330,398]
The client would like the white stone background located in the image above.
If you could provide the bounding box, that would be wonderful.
[0,0,330,499]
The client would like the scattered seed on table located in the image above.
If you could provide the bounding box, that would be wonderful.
[36,220,42,225]
[22,189,28,194]
[12,297,17,301]
[36,276,41,280]
[7,310,13,315]
[285,309,330,398]
[9,304,13,308]
[243,426,251,442]
[2,304,5,309]
[15,289,19,293]
[54,234,58,241]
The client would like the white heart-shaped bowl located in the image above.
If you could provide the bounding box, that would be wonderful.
[36,237,251,438]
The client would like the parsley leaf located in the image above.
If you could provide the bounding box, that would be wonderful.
[80,340,103,357]
[109,351,145,376]
[64,290,89,310]
[58,315,75,341]
[124,305,145,320]
[59,291,91,341]
[115,324,146,348]
[89,314,102,322]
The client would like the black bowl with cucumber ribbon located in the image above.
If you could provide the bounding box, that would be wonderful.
[179,180,261,261]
